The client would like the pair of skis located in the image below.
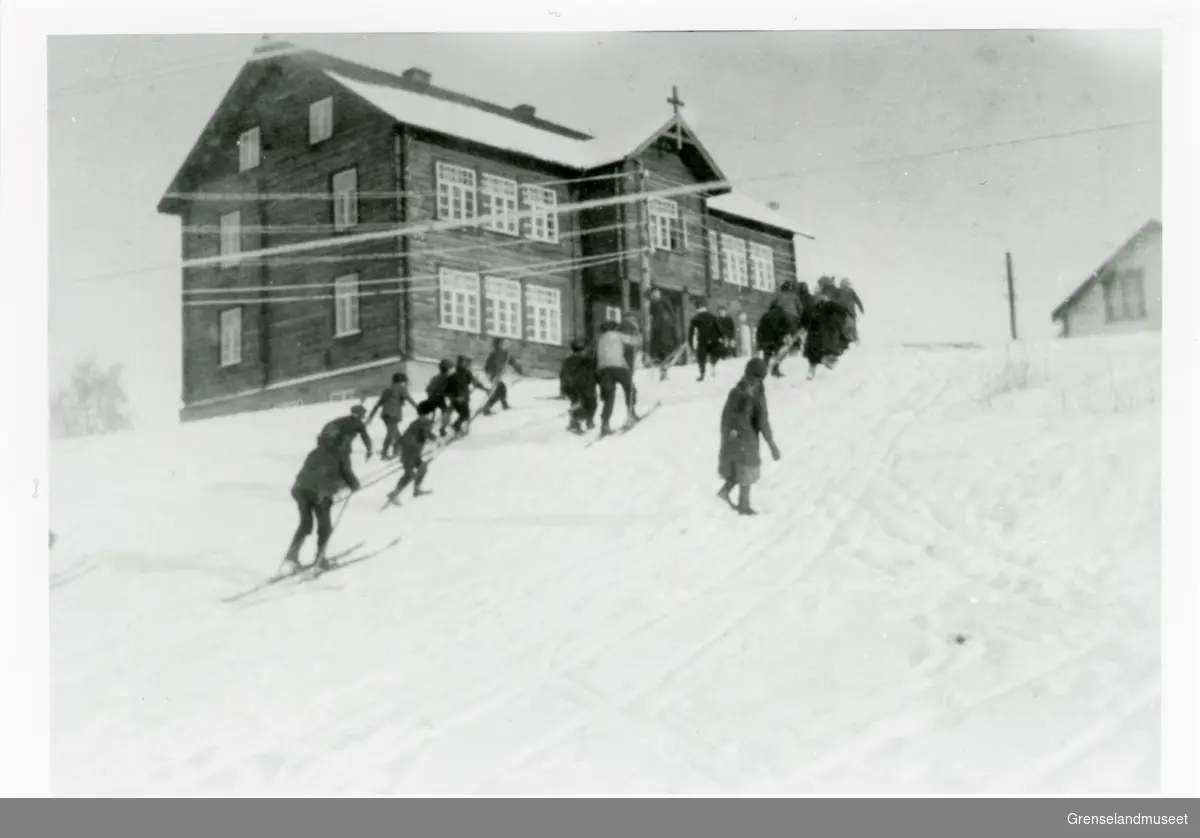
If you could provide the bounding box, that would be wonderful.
[582,400,662,448]
[221,537,400,603]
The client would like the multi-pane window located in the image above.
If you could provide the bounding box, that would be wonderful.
[333,273,360,337]
[605,305,622,324]
[309,97,333,144]
[521,185,559,244]
[525,284,562,346]
[219,211,241,265]
[484,276,522,339]
[439,269,481,333]
[720,234,748,287]
[749,242,776,292]
[481,174,520,236]
[648,197,686,251]
[219,307,242,367]
[707,229,721,282]
[238,127,260,172]
[436,162,477,223]
[332,168,358,232]
[1103,269,1147,322]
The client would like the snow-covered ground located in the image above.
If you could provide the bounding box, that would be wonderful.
[48,334,1162,795]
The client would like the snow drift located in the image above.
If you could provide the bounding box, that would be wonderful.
[49,333,1162,795]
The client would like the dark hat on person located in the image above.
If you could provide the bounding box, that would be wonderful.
[744,358,768,380]
[392,372,408,383]
[570,339,585,352]
[350,404,367,417]
[416,399,437,416]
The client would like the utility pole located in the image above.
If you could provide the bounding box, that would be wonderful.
[1005,251,1018,340]
[636,160,653,364]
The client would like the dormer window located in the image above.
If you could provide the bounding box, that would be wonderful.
[309,97,333,144]
[238,127,261,171]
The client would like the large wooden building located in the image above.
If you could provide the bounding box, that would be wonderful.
[158,38,813,421]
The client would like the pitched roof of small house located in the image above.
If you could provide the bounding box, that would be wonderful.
[1050,219,1162,322]
[158,38,813,239]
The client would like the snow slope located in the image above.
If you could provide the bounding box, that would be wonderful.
[48,334,1162,795]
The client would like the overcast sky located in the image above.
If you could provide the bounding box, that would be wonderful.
[47,30,1161,426]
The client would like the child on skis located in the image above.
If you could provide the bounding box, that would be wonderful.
[596,320,642,438]
[367,372,419,459]
[385,400,440,507]
[443,355,491,437]
[717,357,782,516]
[559,339,598,434]
[480,337,526,415]
[425,359,454,438]
[284,433,362,571]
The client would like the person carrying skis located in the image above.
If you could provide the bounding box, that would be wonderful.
[480,337,526,416]
[688,297,725,382]
[560,338,598,434]
[284,432,362,572]
[596,319,642,437]
[443,355,491,437]
[317,403,373,460]
[385,400,440,507]
[367,372,419,460]
[717,357,781,516]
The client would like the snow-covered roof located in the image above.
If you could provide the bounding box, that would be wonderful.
[326,70,812,239]
[707,191,814,239]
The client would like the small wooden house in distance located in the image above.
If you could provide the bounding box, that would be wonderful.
[1051,219,1162,339]
[157,37,813,421]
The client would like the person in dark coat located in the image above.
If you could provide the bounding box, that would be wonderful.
[425,359,454,438]
[317,404,373,460]
[284,435,362,571]
[717,358,781,516]
[648,288,680,371]
[716,306,737,360]
[385,400,440,507]
[367,372,419,460]
[618,312,642,406]
[688,298,725,382]
[443,355,491,437]
[481,337,526,415]
[796,282,815,332]
[560,339,598,434]
[771,279,805,336]
[802,294,852,379]
[755,305,791,377]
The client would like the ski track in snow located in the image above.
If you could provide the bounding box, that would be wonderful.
[48,337,1162,795]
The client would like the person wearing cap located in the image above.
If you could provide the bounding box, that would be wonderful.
[596,319,642,437]
[384,399,440,507]
[443,355,491,438]
[560,338,598,434]
[367,372,419,460]
[480,337,526,416]
[425,359,455,438]
[688,296,724,382]
[717,357,781,516]
[285,427,362,572]
[317,402,373,460]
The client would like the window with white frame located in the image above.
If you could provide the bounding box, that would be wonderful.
[521,185,560,244]
[648,197,686,251]
[333,273,360,337]
[309,97,333,144]
[484,276,522,339]
[436,162,477,222]
[707,229,721,282]
[238,127,261,172]
[605,305,622,324]
[720,234,748,287]
[219,211,241,265]
[481,174,520,236]
[525,284,562,345]
[439,268,481,333]
[749,242,776,292]
[219,307,242,367]
[332,168,358,232]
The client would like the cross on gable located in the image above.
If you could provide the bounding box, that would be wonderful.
[667,85,685,149]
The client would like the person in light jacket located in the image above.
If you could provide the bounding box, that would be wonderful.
[595,320,642,437]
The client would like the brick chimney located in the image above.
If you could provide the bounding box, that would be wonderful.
[402,67,432,85]
[512,104,537,119]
